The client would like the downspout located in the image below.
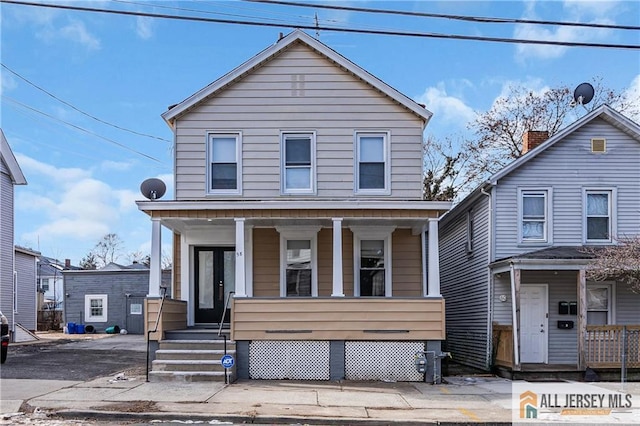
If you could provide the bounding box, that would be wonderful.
[509,261,520,367]
[480,184,493,370]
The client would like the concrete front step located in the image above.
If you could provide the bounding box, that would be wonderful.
[147,370,233,383]
[158,339,235,351]
[152,359,232,372]
[156,349,236,361]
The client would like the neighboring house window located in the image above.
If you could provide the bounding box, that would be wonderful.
[466,209,474,253]
[584,189,614,243]
[352,226,394,297]
[586,283,614,325]
[41,279,50,292]
[281,132,315,194]
[355,132,389,193]
[278,227,320,297]
[207,132,241,194]
[519,189,550,243]
[85,295,108,322]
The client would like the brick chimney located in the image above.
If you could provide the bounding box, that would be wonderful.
[65,259,71,268]
[522,130,549,154]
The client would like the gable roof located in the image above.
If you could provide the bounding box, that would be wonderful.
[161,29,432,128]
[440,105,640,227]
[488,104,640,185]
[0,129,27,185]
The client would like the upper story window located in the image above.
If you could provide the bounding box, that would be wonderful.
[282,132,315,194]
[207,132,241,194]
[519,189,550,243]
[584,189,614,243]
[355,132,389,194]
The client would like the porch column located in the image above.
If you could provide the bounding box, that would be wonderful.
[235,218,247,297]
[147,218,162,297]
[332,218,344,297]
[427,218,441,296]
[577,269,586,370]
[510,263,521,369]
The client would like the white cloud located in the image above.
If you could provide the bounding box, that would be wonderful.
[58,20,101,51]
[416,83,476,129]
[622,74,640,122]
[0,72,17,95]
[514,0,616,61]
[101,160,134,172]
[136,16,154,40]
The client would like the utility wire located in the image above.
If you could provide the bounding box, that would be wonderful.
[247,0,640,31]
[2,0,638,50]
[1,63,171,143]
[3,95,165,164]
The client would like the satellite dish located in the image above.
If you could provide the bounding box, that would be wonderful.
[573,82,594,106]
[140,178,166,200]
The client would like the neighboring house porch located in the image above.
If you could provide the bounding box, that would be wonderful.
[490,247,640,379]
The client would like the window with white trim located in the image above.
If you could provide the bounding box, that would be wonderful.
[207,132,241,194]
[586,283,614,325]
[352,226,394,297]
[585,190,613,242]
[519,189,549,243]
[355,132,389,193]
[85,294,108,322]
[282,132,315,194]
[278,227,319,297]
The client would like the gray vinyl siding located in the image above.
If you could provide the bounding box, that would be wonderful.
[615,284,640,325]
[63,270,171,334]
[439,195,491,370]
[0,169,14,328]
[492,275,512,325]
[174,42,424,200]
[495,119,640,260]
[14,250,37,331]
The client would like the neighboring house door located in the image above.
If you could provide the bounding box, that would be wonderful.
[520,284,548,363]
[126,296,145,334]
[194,247,235,324]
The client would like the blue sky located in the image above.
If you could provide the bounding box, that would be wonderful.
[1,0,639,265]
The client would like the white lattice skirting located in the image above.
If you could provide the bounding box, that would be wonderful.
[345,341,425,382]
[249,340,331,380]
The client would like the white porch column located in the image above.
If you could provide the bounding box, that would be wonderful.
[147,218,162,297]
[427,218,441,296]
[332,218,344,297]
[235,218,247,297]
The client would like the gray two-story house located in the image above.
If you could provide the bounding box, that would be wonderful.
[138,30,451,382]
[440,105,640,377]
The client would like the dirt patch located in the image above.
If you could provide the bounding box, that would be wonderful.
[92,401,157,413]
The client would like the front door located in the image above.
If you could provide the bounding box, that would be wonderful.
[194,247,235,324]
[520,284,548,363]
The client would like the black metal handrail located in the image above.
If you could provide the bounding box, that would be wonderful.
[146,288,167,382]
[218,290,234,384]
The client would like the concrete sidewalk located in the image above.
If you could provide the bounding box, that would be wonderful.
[2,373,640,424]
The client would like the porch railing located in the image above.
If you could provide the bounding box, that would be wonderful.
[585,325,640,368]
[492,324,514,368]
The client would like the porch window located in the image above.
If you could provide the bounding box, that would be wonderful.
[207,132,241,194]
[519,189,548,242]
[587,284,613,325]
[286,240,312,297]
[85,294,108,322]
[584,190,613,243]
[352,226,394,297]
[282,132,315,194]
[355,132,389,193]
[278,227,320,297]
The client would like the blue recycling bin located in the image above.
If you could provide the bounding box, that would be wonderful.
[67,322,76,334]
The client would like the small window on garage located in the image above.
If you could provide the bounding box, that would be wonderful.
[85,294,108,322]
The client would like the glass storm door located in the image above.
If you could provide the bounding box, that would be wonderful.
[194,247,235,324]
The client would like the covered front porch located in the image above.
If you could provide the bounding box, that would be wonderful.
[490,247,640,379]
[139,200,450,381]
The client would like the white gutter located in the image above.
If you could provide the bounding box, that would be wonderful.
[137,200,452,211]
[481,185,493,370]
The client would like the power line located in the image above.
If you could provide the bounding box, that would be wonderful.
[3,95,166,164]
[247,0,640,31]
[2,0,638,50]
[1,63,171,143]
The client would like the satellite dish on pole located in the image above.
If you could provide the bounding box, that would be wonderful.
[140,178,166,200]
[572,82,595,107]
